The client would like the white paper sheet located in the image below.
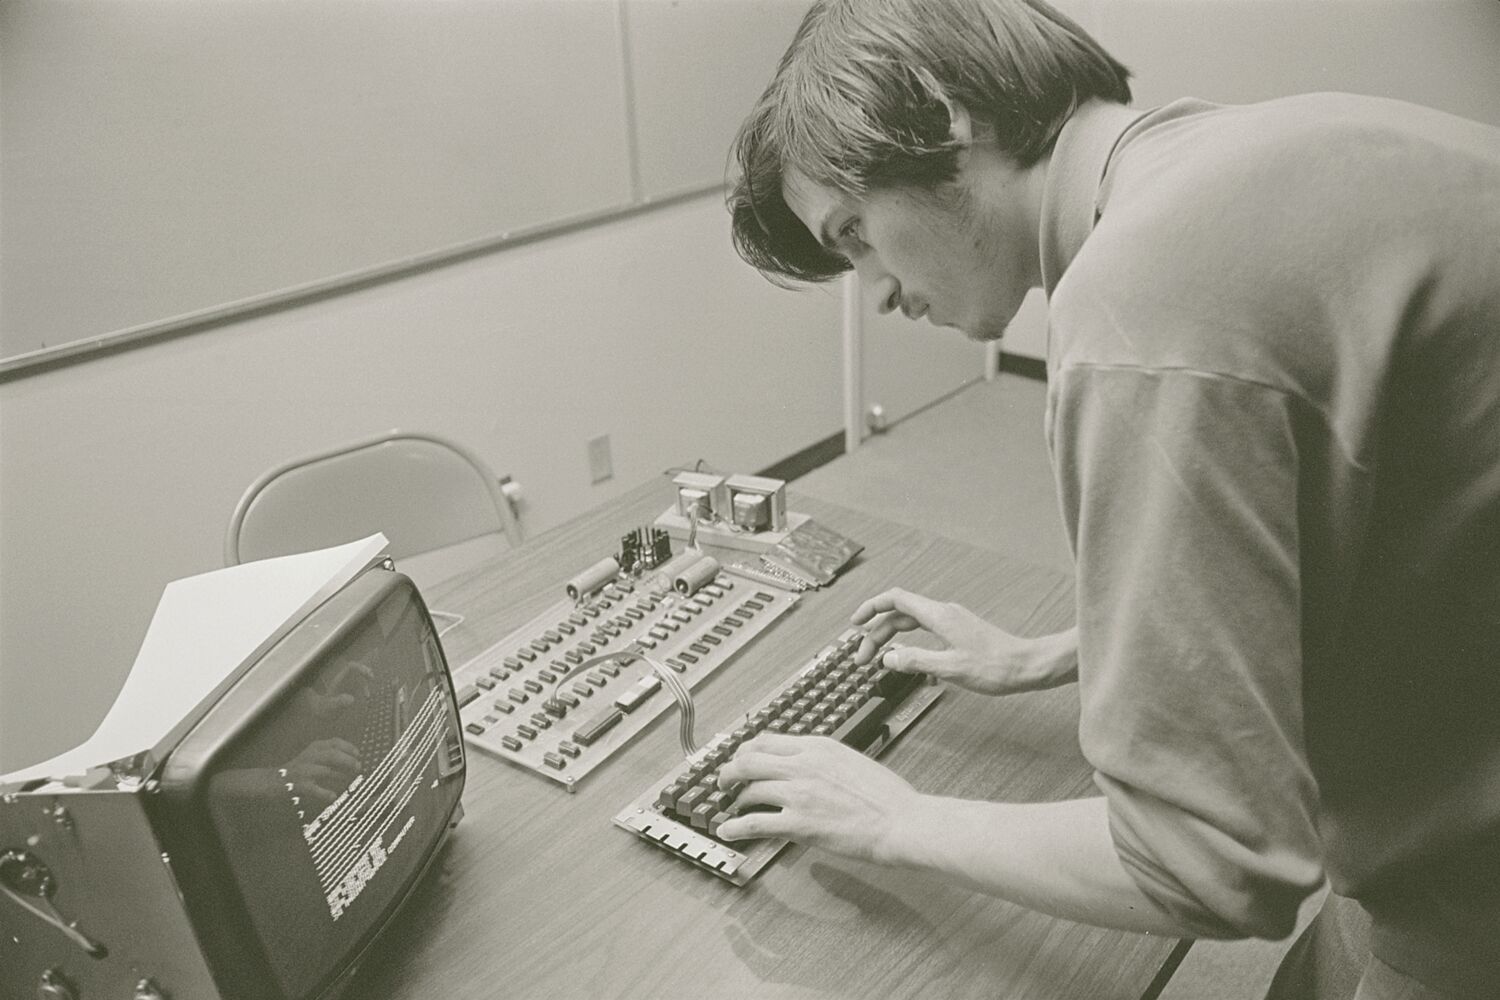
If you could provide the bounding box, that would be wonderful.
[1,534,389,785]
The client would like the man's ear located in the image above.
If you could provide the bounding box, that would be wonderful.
[913,66,973,145]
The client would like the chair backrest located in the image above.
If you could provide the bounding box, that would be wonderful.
[225,430,522,568]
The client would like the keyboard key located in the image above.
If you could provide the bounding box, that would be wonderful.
[657,777,691,810]
[676,785,710,817]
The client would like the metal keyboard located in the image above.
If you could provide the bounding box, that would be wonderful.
[613,627,942,884]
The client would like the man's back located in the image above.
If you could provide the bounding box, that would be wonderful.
[1045,92,1500,993]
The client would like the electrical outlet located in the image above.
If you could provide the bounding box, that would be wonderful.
[587,434,613,484]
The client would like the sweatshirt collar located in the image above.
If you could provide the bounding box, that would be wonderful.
[1038,100,1148,296]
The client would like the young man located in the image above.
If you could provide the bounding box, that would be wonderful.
[715,2,1500,998]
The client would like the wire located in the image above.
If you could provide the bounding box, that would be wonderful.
[570,649,698,756]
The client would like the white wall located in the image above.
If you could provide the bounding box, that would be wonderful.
[0,196,846,772]
[6,0,1498,774]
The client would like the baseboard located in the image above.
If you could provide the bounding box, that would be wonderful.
[762,359,1045,484]
[757,431,845,483]
[998,352,1047,382]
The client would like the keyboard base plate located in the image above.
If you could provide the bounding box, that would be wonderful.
[613,682,944,885]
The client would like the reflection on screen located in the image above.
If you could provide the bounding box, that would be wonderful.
[205,585,462,999]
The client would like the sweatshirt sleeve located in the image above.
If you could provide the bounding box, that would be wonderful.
[1051,363,1325,939]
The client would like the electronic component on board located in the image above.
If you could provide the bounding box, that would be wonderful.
[725,474,786,533]
[672,472,729,521]
[450,551,798,789]
[618,526,672,576]
[565,557,620,602]
[656,469,810,553]
[762,520,864,587]
[671,554,721,596]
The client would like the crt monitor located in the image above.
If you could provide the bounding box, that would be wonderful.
[0,563,466,1000]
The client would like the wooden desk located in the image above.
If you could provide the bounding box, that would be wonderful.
[348,478,1182,999]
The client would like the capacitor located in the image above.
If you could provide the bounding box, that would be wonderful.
[673,554,721,597]
[565,557,620,601]
[653,550,702,587]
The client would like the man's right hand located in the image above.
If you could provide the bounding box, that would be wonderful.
[850,588,1077,695]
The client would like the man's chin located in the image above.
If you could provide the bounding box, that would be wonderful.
[961,325,1005,343]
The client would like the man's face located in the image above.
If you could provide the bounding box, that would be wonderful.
[782,162,1040,342]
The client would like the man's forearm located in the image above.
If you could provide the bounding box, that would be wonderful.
[883,794,1197,936]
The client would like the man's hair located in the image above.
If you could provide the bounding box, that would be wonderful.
[729,0,1131,285]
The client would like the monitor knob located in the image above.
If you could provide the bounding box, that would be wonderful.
[35,967,78,1000]
[133,979,169,1000]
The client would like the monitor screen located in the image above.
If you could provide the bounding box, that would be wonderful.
[154,567,465,1000]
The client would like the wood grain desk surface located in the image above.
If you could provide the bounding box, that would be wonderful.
[348,478,1180,1000]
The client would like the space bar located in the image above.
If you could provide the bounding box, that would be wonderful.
[830,697,892,752]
